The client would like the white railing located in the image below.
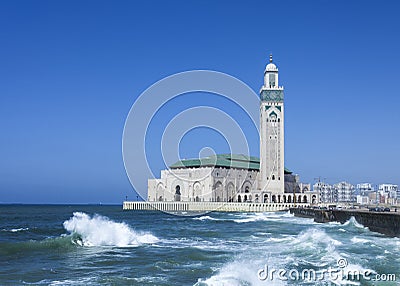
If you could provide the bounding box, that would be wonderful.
[122,201,310,212]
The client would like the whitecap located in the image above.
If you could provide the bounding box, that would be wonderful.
[63,212,158,247]
[266,237,292,243]
[232,213,283,223]
[192,216,220,221]
[1,227,29,232]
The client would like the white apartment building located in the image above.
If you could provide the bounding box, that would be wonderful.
[314,182,336,203]
[356,183,374,196]
[378,184,398,199]
[334,181,355,202]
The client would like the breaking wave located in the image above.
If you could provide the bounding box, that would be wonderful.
[0,213,159,256]
[63,212,159,247]
[195,227,343,286]
[341,216,368,230]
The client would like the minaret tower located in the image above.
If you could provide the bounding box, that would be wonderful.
[259,54,285,199]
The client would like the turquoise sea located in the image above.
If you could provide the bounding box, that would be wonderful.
[0,205,399,285]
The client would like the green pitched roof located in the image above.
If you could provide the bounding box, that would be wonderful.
[170,154,292,173]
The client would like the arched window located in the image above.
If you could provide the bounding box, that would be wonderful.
[214,181,223,202]
[174,185,181,201]
[312,195,316,204]
[227,183,235,202]
[272,175,275,180]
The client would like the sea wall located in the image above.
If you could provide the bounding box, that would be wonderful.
[123,201,310,212]
[290,207,400,237]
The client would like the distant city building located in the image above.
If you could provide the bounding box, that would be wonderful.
[314,182,336,203]
[356,195,369,205]
[315,181,399,205]
[356,183,374,196]
[334,181,355,202]
[368,192,379,205]
[379,184,398,199]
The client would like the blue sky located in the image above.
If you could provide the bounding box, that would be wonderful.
[0,0,399,204]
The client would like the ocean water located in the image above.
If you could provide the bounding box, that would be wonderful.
[0,205,399,285]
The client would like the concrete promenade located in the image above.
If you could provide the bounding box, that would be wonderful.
[123,201,310,212]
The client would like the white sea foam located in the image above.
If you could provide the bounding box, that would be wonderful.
[327,221,342,226]
[195,259,285,286]
[194,222,389,286]
[192,216,221,221]
[287,228,345,270]
[350,237,370,244]
[1,227,29,232]
[63,212,158,247]
[193,212,295,224]
[232,212,284,223]
[254,232,272,236]
[266,237,292,243]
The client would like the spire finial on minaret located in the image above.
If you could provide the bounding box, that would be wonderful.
[269,54,273,63]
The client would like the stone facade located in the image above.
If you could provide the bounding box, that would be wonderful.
[148,164,258,203]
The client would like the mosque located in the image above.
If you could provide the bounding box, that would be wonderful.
[147,56,317,206]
